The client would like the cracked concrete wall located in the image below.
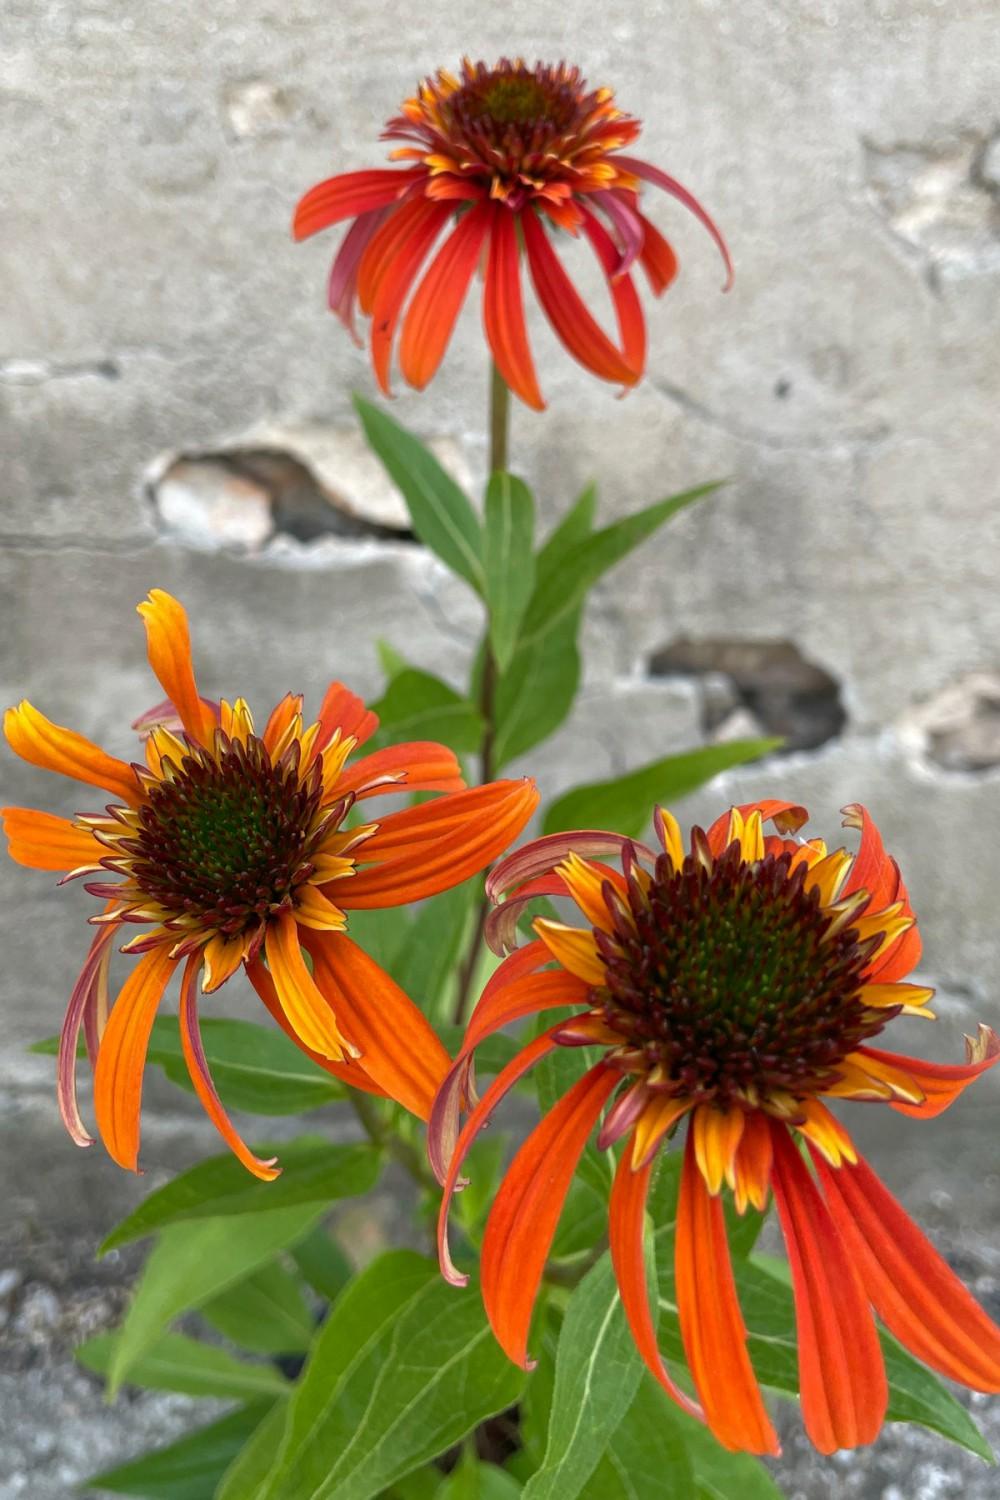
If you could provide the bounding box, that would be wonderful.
[3,0,1000,1426]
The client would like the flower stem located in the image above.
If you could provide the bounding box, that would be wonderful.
[450,363,512,1027]
[347,1088,436,1192]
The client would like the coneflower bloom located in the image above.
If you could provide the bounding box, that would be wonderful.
[3,590,537,1179]
[293,57,732,409]
[432,800,1000,1455]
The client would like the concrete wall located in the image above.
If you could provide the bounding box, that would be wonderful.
[2,10,1000,1477]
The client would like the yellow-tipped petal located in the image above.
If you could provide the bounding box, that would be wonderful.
[533,918,606,985]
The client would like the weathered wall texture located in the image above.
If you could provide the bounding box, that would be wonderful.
[2,2,1000,1488]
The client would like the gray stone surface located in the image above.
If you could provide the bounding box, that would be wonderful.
[3,2,1000,1494]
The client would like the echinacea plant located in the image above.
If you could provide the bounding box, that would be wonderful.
[7,53,1000,1500]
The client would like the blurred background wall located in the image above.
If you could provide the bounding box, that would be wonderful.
[2,1,999,1490]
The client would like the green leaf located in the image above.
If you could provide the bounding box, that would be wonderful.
[492,609,583,770]
[201,1259,315,1354]
[523,1252,645,1500]
[76,1330,288,1400]
[391,881,477,1023]
[521,482,722,642]
[543,740,781,839]
[85,1400,274,1500]
[355,396,485,593]
[652,1393,782,1500]
[107,1202,328,1396]
[369,668,484,753]
[376,638,409,679]
[536,484,598,568]
[290,1224,355,1304]
[216,1401,290,1500]
[33,1014,344,1116]
[577,1378,694,1500]
[437,1452,524,1498]
[484,472,536,672]
[256,1250,525,1500]
[100,1139,380,1254]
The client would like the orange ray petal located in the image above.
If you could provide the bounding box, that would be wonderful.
[293,885,348,932]
[314,681,379,755]
[732,1111,773,1214]
[93,945,177,1171]
[292,168,422,240]
[841,803,921,981]
[608,1136,705,1421]
[264,913,353,1061]
[579,205,646,379]
[246,957,387,1099]
[333,741,463,801]
[370,201,452,395]
[2,807,101,872]
[358,192,440,312]
[59,922,116,1147]
[400,200,493,389]
[769,1123,887,1453]
[692,1105,746,1194]
[532,919,606,985]
[636,211,678,296]
[179,955,280,1180]
[136,591,217,748]
[522,208,638,387]
[856,1027,1000,1119]
[4,702,140,806]
[201,932,249,993]
[305,932,450,1121]
[794,1097,858,1167]
[484,204,545,410]
[261,693,303,755]
[676,1129,780,1454]
[814,1149,1000,1391]
[705,801,808,857]
[339,779,539,908]
[481,1061,618,1367]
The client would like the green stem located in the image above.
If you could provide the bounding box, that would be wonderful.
[348,1089,436,1192]
[449,364,511,1027]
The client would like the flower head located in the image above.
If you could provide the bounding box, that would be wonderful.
[294,57,732,409]
[4,590,537,1178]
[433,800,1000,1455]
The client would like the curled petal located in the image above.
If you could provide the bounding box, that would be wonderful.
[136,591,216,748]
[93,945,177,1172]
[856,1027,1000,1119]
[616,154,734,291]
[485,873,567,956]
[769,1123,886,1453]
[305,932,450,1121]
[591,189,646,278]
[608,1136,705,1421]
[481,1061,618,1367]
[841,804,921,981]
[705,800,808,857]
[814,1148,1000,1391]
[4,702,139,807]
[487,831,654,905]
[58,922,117,1146]
[292,167,421,240]
[179,955,280,1180]
[2,807,100,872]
[484,204,545,411]
[578,205,646,379]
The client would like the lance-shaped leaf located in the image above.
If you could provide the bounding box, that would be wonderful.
[256,1250,525,1500]
[484,472,536,672]
[369,667,484,753]
[355,396,485,593]
[77,1330,289,1400]
[86,1400,275,1500]
[201,1259,316,1354]
[543,739,781,838]
[577,1378,696,1500]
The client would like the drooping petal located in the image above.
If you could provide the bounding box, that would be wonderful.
[521,208,639,387]
[636,211,678,296]
[485,874,567,955]
[246,958,387,1100]
[339,779,539,908]
[201,932,249,992]
[855,1026,1000,1119]
[579,205,646,378]
[4,702,140,806]
[292,168,422,240]
[616,155,734,291]
[264,913,353,1061]
[400,200,493,389]
[305,932,450,1121]
[314,681,379,755]
[481,1061,618,1367]
[358,192,444,311]
[369,201,452,395]
[691,1104,746,1194]
[58,922,116,1146]
[334,741,464,801]
[136,591,217,748]
[328,208,385,342]
[487,831,654,906]
[178,955,280,1181]
[2,807,100,872]
[731,1111,773,1214]
[591,189,645,278]
[769,1123,887,1453]
[608,1136,705,1420]
[813,1149,1000,1391]
[436,1030,561,1282]
[676,1129,780,1453]
[483,204,545,411]
[93,945,177,1172]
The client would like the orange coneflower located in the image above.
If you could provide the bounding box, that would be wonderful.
[432,800,1000,1456]
[4,590,537,1179]
[294,57,732,409]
